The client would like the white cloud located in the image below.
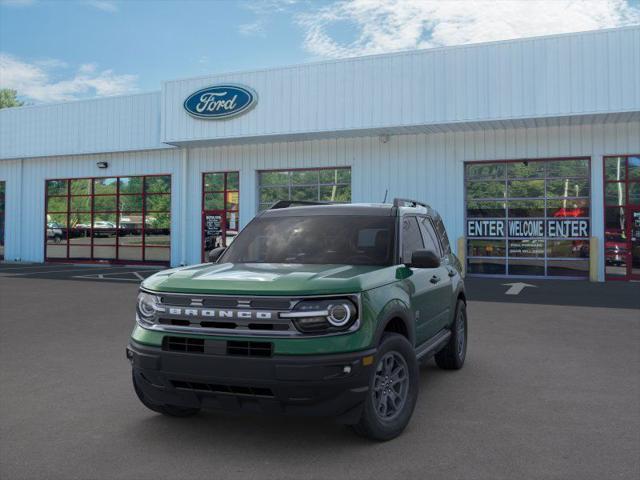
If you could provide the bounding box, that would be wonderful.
[297,0,640,58]
[238,19,267,36]
[0,53,138,103]
[83,0,118,13]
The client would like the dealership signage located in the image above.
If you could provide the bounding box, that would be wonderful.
[467,219,589,238]
[184,84,257,119]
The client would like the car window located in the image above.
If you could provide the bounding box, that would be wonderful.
[221,215,396,266]
[433,216,451,254]
[419,217,442,257]
[401,217,424,263]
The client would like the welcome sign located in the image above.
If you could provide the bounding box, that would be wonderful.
[184,84,257,119]
[467,219,589,238]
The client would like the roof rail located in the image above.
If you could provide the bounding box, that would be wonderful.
[269,200,333,209]
[392,198,430,209]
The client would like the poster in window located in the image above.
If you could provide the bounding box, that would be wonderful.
[204,214,223,251]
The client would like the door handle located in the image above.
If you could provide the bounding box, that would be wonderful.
[430,275,441,284]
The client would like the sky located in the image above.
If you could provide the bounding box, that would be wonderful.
[1,0,639,104]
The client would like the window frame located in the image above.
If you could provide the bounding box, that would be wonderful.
[201,171,240,261]
[602,154,640,281]
[418,215,443,258]
[464,157,592,278]
[44,174,171,265]
[399,215,425,264]
[257,166,351,211]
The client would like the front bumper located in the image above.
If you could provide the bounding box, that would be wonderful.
[127,340,376,421]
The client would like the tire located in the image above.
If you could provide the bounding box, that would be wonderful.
[435,300,467,370]
[351,333,419,441]
[132,371,200,418]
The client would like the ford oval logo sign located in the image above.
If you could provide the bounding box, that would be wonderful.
[183,84,257,120]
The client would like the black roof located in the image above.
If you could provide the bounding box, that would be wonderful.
[260,203,394,217]
[259,202,438,218]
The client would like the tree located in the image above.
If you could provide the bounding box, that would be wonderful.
[0,89,24,109]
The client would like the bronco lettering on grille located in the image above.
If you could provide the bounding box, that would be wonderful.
[161,307,273,321]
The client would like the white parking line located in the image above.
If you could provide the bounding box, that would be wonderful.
[0,267,119,277]
[71,270,155,282]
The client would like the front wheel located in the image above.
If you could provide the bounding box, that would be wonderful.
[132,371,200,418]
[351,333,419,441]
[435,299,467,370]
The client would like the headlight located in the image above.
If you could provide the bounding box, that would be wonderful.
[136,291,160,325]
[281,298,358,334]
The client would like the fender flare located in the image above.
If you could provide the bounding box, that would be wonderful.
[371,299,415,347]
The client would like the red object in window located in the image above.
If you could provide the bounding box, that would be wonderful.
[553,207,585,217]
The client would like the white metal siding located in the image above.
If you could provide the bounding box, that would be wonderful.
[1,122,638,281]
[0,149,184,264]
[0,92,168,160]
[163,27,640,144]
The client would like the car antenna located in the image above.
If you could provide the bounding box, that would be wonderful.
[382,189,388,203]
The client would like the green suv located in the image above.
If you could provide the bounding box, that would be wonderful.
[127,198,467,441]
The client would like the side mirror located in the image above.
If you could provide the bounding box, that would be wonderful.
[408,249,440,269]
[208,247,226,263]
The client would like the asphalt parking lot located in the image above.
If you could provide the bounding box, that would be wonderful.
[0,263,638,480]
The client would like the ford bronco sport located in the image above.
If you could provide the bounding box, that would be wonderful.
[127,198,467,441]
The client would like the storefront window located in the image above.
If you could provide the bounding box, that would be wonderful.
[258,167,351,211]
[0,181,5,260]
[202,171,239,261]
[465,158,591,277]
[45,175,171,264]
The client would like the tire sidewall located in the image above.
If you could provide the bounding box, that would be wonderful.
[362,334,419,440]
[455,301,468,366]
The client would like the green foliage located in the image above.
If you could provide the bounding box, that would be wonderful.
[0,89,24,109]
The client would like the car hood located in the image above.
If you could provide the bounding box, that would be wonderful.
[142,262,399,295]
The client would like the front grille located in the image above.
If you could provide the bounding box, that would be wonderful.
[162,336,273,357]
[162,336,204,353]
[157,318,290,332]
[144,292,360,338]
[227,340,273,357]
[171,380,274,397]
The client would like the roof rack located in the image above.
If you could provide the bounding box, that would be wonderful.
[269,200,334,209]
[392,198,430,209]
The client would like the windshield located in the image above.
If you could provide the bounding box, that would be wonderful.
[220,215,396,266]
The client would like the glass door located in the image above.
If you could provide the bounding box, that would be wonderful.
[202,172,239,261]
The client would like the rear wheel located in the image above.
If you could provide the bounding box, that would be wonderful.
[351,333,419,441]
[132,371,200,418]
[435,300,467,370]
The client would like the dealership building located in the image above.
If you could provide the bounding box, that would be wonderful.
[1,26,639,281]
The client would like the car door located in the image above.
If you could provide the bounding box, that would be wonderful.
[418,216,453,334]
[400,216,445,345]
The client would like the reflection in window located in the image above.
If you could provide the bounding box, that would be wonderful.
[258,168,351,211]
[202,171,240,260]
[605,183,625,206]
[467,240,506,257]
[507,161,545,179]
[465,158,590,277]
[45,175,171,263]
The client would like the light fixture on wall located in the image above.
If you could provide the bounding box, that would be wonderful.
[96,161,108,169]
